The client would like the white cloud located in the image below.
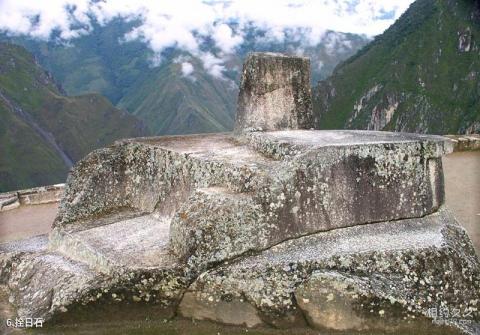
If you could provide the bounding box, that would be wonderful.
[181,62,194,76]
[323,31,355,55]
[198,52,225,79]
[0,0,92,39]
[180,62,195,81]
[317,60,324,71]
[0,0,415,77]
[212,23,243,54]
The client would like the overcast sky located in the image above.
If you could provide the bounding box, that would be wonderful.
[0,0,415,77]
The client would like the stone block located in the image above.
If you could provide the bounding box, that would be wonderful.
[1,219,188,322]
[3,53,478,335]
[54,130,453,272]
[234,52,313,132]
[169,187,269,271]
[179,291,264,328]
[180,208,479,332]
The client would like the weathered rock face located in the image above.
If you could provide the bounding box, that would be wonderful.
[53,130,451,274]
[0,236,105,320]
[54,134,269,228]
[1,232,188,321]
[235,52,313,132]
[1,52,479,334]
[179,208,480,331]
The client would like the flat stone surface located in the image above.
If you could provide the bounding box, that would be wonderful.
[218,210,447,267]
[132,133,278,170]
[0,234,48,253]
[250,130,451,150]
[51,213,178,273]
[2,214,189,322]
[132,130,451,156]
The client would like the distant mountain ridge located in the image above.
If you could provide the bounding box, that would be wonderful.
[313,0,480,134]
[117,56,237,135]
[0,42,148,192]
[2,22,368,136]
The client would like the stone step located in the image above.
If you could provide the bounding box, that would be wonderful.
[1,240,184,323]
[2,213,190,322]
[54,134,275,227]
[50,212,178,275]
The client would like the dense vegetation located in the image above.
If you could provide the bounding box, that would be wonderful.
[3,23,367,135]
[313,0,480,134]
[0,43,148,191]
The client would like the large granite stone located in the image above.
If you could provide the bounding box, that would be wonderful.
[53,130,451,271]
[54,133,271,227]
[169,187,270,272]
[1,53,478,335]
[49,211,190,307]
[179,208,480,332]
[234,52,313,132]
[1,215,189,322]
[0,236,106,320]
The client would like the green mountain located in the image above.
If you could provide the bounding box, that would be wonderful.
[0,43,148,192]
[117,57,236,135]
[3,24,368,136]
[12,20,152,105]
[313,0,480,134]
